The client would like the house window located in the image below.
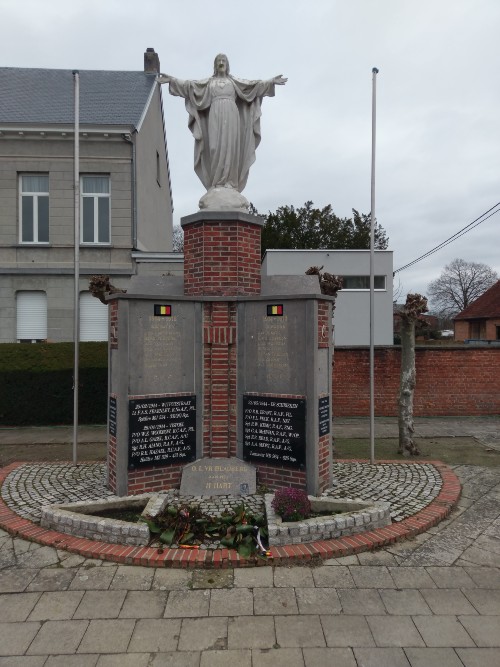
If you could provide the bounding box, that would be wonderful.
[16,291,47,342]
[81,176,110,244]
[341,275,386,290]
[19,174,49,243]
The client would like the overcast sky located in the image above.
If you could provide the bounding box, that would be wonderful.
[1,0,499,303]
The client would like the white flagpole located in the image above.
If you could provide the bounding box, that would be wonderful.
[73,70,80,466]
[369,67,379,465]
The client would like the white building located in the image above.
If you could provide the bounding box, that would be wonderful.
[262,249,394,346]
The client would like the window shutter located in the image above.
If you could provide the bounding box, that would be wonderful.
[79,292,108,341]
[16,292,47,340]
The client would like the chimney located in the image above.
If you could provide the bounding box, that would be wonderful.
[144,48,160,73]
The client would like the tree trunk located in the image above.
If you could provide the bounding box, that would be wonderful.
[398,317,420,456]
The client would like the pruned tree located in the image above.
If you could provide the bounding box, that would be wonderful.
[89,275,126,305]
[427,258,498,317]
[398,293,428,456]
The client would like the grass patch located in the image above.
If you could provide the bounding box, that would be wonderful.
[334,437,500,467]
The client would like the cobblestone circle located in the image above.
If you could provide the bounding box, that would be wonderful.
[1,460,442,525]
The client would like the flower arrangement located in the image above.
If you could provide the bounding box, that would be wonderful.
[271,487,311,521]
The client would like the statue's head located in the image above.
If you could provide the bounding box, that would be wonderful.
[213,53,230,76]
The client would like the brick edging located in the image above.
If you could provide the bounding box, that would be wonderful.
[0,460,460,568]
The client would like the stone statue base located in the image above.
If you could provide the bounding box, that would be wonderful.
[199,186,249,211]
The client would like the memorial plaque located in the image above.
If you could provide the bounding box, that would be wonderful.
[128,396,196,468]
[318,396,330,436]
[243,395,306,468]
[109,396,117,437]
[180,457,256,496]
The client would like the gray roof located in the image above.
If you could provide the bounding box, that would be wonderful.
[0,68,157,128]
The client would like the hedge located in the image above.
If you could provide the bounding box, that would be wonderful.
[0,343,108,426]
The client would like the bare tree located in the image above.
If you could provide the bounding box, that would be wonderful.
[172,225,184,253]
[428,258,498,316]
[398,293,428,457]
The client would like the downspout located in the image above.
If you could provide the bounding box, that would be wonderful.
[122,132,137,249]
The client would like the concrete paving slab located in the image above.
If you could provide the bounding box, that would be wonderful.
[379,589,432,615]
[73,590,127,619]
[148,652,200,667]
[462,588,500,614]
[458,615,500,647]
[26,568,76,592]
[28,591,84,621]
[253,587,298,615]
[77,619,135,654]
[420,588,479,615]
[357,550,400,566]
[0,592,40,621]
[0,620,41,655]
[164,589,210,618]
[251,647,304,666]
[227,615,276,649]
[200,648,251,667]
[412,615,475,647]
[127,618,181,653]
[456,647,500,667]
[302,647,357,667]
[44,657,99,667]
[69,567,117,591]
[403,647,465,667]
[191,569,233,590]
[118,590,168,618]
[295,587,341,614]
[320,614,375,647]
[0,568,37,592]
[109,565,154,591]
[151,568,190,590]
[95,654,150,667]
[311,566,355,588]
[27,619,89,655]
[233,566,273,588]
[425,567,477,588]
[337,588,386,615]
[274,567,315,588]
[353,647,411,666]
[177,617,228,651]
[366,615,425,647]
[349,566,397,589]
[209,587,253,616]
[16,546,61,569]
[460,545,500,567]
[275,614,326,647]
[463,566,500,588]
[387,567,437,589]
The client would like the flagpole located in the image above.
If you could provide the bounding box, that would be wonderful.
[369,67,379,465]
[73,70,80,466]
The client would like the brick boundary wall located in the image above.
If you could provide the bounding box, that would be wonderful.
[333,346,500,417]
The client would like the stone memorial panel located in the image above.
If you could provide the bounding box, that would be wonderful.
[128,396,196,468]
[318,396,330,436]
[180,457,256,496]
[242,395,306,468]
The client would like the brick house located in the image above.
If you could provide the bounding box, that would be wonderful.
[454,280,500,342]
[0,48,178,343]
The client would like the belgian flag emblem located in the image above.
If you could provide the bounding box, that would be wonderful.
[266,304,283,316]
[154,304,172,316]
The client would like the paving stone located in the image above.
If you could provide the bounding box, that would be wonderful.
[323,555,359,566]
[404,647,465,667]
[28,591,84,620]
[320,614,375,647]
[0,658,51,667]
[251,647,305,666]
[26,568,76,592]
[73,590,127,619]
[425,567,477,589]
[58,554,87,569]
[191,570,233,590]
[148,652,200,667]
[209,587,253,616]
[254,587,298,615]
[455,647,500,667]
[353,647,411,666]
[388,567,437,589]
[127,618,181,652]
[70,567,117,591]
[0,621,41,655]
[275,614,325,647]
[119,589,168,618]
[109,566,154,591]
[295,587,341,614]
[274,567,314,588]
[338,588,386,615]
[0,592,41,621]
[463,566,500,588]
[178,617,228,651]
[349,566,396,588]
[366,615,425,647]
[233,566,273,588]
[420,589,478,615]
[458,615,500,647]
[200,648,251,667]
[302,647,356,667]
[0,568,37,592]
[462,588,500,614]
[311,566,355,588]
[379,589,432,615]
[16,546,61,569]
[164,589,210,617]
[152,568,190,590]
[77,619,135,654]
[227,615,276,649]
[459,545,500,567]
[44,657,99,667]
[357,551,400,566]
[412,615,475,647]
[95,655,150,667]
[27,619,89,655]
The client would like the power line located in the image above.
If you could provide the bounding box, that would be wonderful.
[394,202,500,274]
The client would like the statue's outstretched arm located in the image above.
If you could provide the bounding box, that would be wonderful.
[157,74,173,84]
[273,75,287,85]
